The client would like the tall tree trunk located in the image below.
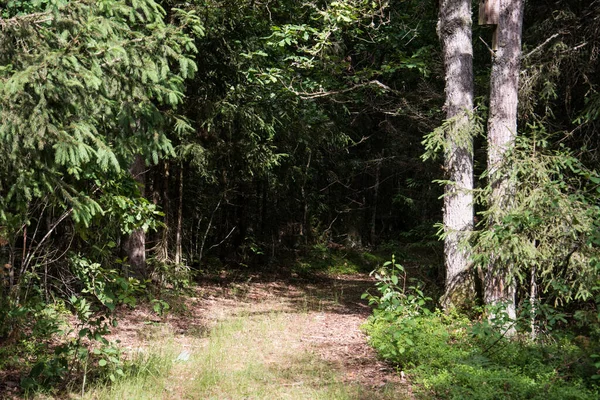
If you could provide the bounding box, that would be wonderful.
[159,161,171,261]
[438,0,475,308]
[485,0,524,322]
[301,151,312,243]
[370,153,382,246]
[125,155,147,278]
[175,164,184,265]
[260,177,268,237]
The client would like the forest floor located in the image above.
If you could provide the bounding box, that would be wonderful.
[79,270,413,399]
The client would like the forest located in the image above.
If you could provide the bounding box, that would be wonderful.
[1,0,600,398]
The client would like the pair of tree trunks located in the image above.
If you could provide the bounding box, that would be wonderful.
[152,162,184,265]
[125,156,186,278]
[439,0,524,317]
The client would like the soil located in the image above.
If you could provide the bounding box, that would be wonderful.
[1,271,413,399]
[109,271,412,397]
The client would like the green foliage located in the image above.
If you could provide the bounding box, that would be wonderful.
[362,256,432,316]
[292,246,383,275]
[147,258,193,289]
[422,111,484,162]
[363,261,600,399]
[173,0,442,269]
[0,292,125,391]
[0,302,67,373]
[0,0,198,236]
[361,256,433,361]
[0,0,48,17]
[472,131,600,304]
[150,299,171,317]
[15,252,148,390]
[105,194,163,236]
[0,2,198,390]
[71,254,145,311]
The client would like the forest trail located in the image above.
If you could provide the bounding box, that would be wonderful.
[90,272,413,399]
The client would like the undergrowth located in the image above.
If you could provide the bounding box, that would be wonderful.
[291,244,384,275]
[0,256,193,397]
[363,257,600,400]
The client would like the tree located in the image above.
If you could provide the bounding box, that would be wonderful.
[124,155,148,277]
[484,0,525,321]
[470,0,600,324]
[0,0,198,305]
[436,0,475,308]
[167,0,443,266]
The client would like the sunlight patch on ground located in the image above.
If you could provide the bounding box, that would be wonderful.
[80,278,412,400]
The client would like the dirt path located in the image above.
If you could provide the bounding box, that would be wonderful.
[102,272,412,399]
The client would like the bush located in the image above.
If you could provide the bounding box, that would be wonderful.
[363,257,600,399]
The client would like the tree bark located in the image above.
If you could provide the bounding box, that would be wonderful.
[125,155,147,278]
[370,154,382,246]
[301,151,312,243]
[175,164,184,265]
[438,0,475,308]
[156,161,170,261]
[485,0,524,322]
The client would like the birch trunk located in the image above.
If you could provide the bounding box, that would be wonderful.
[438,0,475,308]
[485,0,524,322]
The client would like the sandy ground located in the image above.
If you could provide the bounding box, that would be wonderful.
[109,272,412,397]
[0,272,412,399]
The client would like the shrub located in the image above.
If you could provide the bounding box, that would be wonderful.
[363,257,600,399]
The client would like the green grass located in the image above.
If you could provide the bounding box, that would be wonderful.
[81,310,410,400]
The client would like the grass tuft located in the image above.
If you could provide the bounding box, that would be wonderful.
[82,309,409,399]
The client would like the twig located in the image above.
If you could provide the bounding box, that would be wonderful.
[286,80,396,100]
[208,227,237,251]
[20,208,73,278]
[568,42,588,53]
[323,214,339,235]
[479,36,495,56]
[0,12,52,28]
[523,33,561,60]
[481,320,517,355]
[198,198,221,262]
